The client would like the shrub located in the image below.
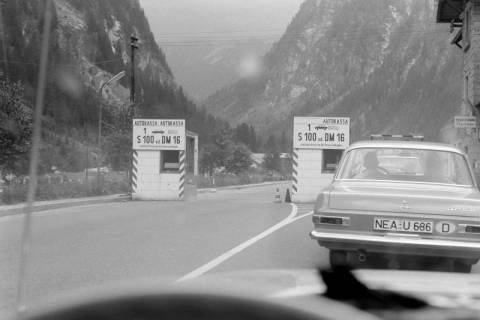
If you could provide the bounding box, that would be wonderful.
[1,171,129,204]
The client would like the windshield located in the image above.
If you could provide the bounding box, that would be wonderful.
[3,0,480,319]
[337,147,474,186]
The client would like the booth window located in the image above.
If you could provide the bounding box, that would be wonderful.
[323,149,343,173]
[161,150,180,172]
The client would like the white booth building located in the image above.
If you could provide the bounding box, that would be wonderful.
[292,117,350,203]
[132,119,198,201]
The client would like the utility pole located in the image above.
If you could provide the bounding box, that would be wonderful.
[0,2,8,80]
[97,71,125,192]
[85,144,89,195]
[130,34,138,106]
[129,35,139,196]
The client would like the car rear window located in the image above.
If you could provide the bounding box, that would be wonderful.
[337,147,474,186]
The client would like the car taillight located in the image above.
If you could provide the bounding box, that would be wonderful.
[459,224,480,234]
[314,192,330,211]
[313,215,350,226]
[320,217,342,224]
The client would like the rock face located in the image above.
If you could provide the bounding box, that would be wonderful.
[162,41,271,101]
[5,0,188,117]
[205,0,463,142]
[139,0,304,102]
[52,0,174,106]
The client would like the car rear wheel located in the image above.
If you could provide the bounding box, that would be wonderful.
[329,250,348,268]
[453,259,472,273]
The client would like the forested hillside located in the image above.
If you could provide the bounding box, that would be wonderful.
[205,0,463,144]
[0,0,259,178]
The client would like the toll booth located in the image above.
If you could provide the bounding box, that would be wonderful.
[185,130,199,176]
[131,119,198,201]
[292,117,350,203]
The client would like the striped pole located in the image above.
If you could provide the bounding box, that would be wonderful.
[179,150,186,199]
[132,150,138,193]
[292,148,298,194]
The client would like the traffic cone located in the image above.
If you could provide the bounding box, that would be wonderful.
[274,188,282,203]
[285,188,291,203]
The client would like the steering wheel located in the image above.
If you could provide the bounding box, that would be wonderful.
[24,292,325,320]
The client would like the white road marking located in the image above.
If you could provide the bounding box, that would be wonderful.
[177,204,313,282]
[292,211,313,222]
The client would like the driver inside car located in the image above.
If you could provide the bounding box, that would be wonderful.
[354,151,387,179]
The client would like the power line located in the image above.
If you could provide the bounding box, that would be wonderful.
[150,21,442,37]
[0,58,124,67]
[94,58,124,64]
[156,27,451,47]
[153,28,287,36]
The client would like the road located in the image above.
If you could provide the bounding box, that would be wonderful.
[3,182,479,318]
[0,182,324,317]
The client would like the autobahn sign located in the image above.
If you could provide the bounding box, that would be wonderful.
[133,119,185,150]
[293,117,350,149]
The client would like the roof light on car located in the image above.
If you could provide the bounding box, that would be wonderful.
[370,134,424,141]
[313,215,350,226]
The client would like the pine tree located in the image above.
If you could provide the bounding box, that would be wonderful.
[265,134,278,152]
[280,131,287,152]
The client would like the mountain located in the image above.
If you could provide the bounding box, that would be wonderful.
[7,0,187,120]
[0,0,221,173]
[139,0,304,101]
[204,0,463,143]
[162,41,271,101]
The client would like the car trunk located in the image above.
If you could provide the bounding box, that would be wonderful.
[328,181,480,217]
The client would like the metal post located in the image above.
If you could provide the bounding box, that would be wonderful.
[130,50,135,103]
[0,2,8,80]
[85,144,89,194]
[130,35,138,104]
[129,35,138,196]
[97,103,102,193]
[97,71,125,192]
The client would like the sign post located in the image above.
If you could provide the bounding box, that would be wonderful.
[454,116,476,136]
[454,116,477,129]
[292,117,350,203]
[131,119,188,200]
[133,119,186,150]
[293,117,350,149]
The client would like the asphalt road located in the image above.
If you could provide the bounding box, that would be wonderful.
[3,182,479,318]
[0,182,324,317]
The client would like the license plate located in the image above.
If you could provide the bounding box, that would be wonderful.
[373,218,433,234]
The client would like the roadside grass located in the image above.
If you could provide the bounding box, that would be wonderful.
[195,171,286,188]
[1,170,288,205]
[1,171,129,205]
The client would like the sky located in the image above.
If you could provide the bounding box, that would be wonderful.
[139,0,304,44]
